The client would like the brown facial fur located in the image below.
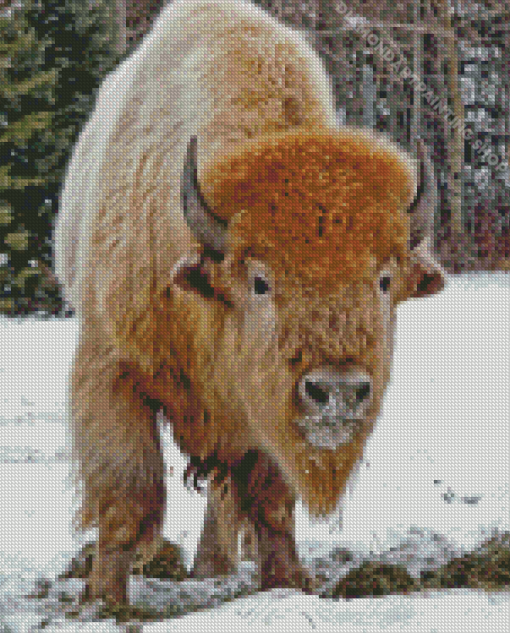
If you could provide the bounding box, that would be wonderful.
[202,128,415,293]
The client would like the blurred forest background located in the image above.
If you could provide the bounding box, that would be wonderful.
[0,0,509,316]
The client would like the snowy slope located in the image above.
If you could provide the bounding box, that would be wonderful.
[0,272,508,631]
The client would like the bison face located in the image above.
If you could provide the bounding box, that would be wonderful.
[171,133,445,516]
[294,264,395,451]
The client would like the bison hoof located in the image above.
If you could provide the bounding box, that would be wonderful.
[80,578,127,609]
[259,569,316,594]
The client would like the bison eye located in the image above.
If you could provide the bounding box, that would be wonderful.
[379,275,391,293]
[253,275,270,295]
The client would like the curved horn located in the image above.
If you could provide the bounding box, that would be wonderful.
[407,139,438,250]
[181,136,227,253]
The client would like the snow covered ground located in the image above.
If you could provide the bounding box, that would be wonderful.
[0,272,508,631]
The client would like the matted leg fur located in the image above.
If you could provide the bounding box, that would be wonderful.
[71,329,165,605]
[192,474,243,579]
[193,451,314,591]
[244,452,314,592]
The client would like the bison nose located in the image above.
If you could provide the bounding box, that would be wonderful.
[298,366,372,416]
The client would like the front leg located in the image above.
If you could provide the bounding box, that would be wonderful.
[244,452,314,592]
[192,473,242,578]
[192,451,314,592]
[72,337,165,606]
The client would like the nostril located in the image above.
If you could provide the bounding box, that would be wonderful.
[300,368,372,413]
[356,382,371,404]
[305,381,329,406]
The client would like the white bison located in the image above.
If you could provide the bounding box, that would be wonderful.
[54,0,445,605]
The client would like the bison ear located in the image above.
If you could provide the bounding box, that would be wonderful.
[407,237,446,298]
[171,254,215,299]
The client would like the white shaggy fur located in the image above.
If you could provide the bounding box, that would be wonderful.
[54,0,337,314]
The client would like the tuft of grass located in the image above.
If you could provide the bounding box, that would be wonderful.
[132,541,188,581]
[330,531,510,599]
[60,539,188,582]
[332,562,417,599]
[421,532,510,592]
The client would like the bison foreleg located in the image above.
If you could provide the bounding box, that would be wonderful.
[193,451,314,592]
[192,474,242,579]
[72,338,165,605]
[244,452,314,592]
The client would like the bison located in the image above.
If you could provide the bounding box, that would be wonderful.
[54,0,445,606]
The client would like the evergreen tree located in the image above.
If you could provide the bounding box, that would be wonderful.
[0,4,54,313]
[0,0,117,315]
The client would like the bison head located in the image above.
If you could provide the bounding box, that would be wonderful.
[171,129,445,517]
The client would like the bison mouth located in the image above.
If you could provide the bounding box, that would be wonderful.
[295,413,364,450]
